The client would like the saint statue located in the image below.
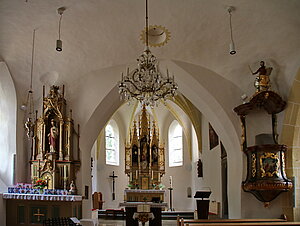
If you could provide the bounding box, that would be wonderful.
[249,61,272,92]
[140,136,149,170]
[48,119,58,153]
[141,144,148,170]
[152,146,158,164]
[69,180,77,195]
[252,61,267,75]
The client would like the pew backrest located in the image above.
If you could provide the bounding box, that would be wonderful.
[177,215,289,226]
[184,223,300,226]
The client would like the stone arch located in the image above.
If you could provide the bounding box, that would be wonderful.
[0,62,17,190]
[79,60,243,218]
[281,68,300,221]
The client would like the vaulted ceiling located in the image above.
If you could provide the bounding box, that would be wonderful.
[1,0,300,106]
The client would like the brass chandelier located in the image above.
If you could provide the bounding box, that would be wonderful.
[118,0,178,107]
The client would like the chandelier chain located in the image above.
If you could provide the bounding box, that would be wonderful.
[118,0,178,107]
[30,29,36,91]
[145,0,149,48]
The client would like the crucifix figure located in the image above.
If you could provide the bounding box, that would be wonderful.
[34,208,45,222]
[109,171,118,200]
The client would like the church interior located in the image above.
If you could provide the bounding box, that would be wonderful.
[1,0,300,225]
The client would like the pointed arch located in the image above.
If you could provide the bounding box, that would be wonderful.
[78,61,243,218]
[0,62,17,191]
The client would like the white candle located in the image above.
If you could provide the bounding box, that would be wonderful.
[151,170,153,180]
[64,165,67,178]
[170,176,173,188]
[136,170,138,178]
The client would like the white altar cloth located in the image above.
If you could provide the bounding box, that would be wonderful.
[3,193,82,202]
[119,202,168,208]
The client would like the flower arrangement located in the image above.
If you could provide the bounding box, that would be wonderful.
[157,183,166,190]
[152,183,165,190]
[157,183,165,190]
[34,179,47,189]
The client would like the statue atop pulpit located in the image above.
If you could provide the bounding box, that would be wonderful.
[30,85,80,190]
[249,60,273,93]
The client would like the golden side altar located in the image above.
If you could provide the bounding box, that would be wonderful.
[4,85,82,226]
[30,85,80,190]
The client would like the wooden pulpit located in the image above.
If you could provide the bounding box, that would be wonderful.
[194,190,211,219]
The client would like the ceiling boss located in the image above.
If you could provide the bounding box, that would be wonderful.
[118,0,178,108]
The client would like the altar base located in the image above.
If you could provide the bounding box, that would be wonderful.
[120,202,167,226]
[4,193,82,226]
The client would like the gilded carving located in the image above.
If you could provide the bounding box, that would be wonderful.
[125,105,165,189]
[260,152,279,178]
[251,153,256,177]
[30,85,80,190]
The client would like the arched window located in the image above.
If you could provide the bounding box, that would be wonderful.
[169,120,183,167]
[105,121,119,166]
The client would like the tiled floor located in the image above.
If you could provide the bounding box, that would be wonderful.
[98,219,177,226]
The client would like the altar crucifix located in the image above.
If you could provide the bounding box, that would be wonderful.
[109,171,118,200]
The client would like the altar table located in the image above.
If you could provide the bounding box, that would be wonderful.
[3,193,82,226]
[119,202,167,226]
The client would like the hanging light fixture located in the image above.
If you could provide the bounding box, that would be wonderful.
[24,29,36,138]
[56,7,66,52]
[118,0,178,107]
[228,6,236,55]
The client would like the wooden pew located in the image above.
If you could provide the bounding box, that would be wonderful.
[177,215,289,226]
[183,223,300,226]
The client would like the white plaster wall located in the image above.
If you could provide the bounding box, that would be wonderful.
[91,142,97,193]
[241,191,285,219]
[165,60,243,218]
[191,124,201,211]
[0,62,17,190]
[0,62,17,226]
[201,118,222,212]
[246,112,274,147]
[93,113,128,209]
[160,110,194,211]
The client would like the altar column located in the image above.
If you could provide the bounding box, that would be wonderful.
[59,120,64,160]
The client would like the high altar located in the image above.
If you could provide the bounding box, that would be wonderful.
[121,105,167,226]
[4,85,82,226]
